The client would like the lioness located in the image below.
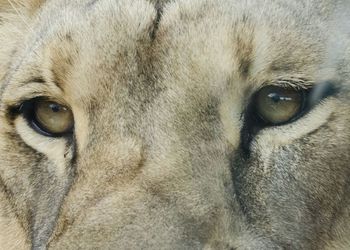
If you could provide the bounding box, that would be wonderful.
[0,0,349,249]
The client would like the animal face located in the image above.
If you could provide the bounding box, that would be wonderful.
[0,0,349,249]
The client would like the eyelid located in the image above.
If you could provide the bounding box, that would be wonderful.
[260,77,315,90]
[2,80,64,107]
[8,96,70,122]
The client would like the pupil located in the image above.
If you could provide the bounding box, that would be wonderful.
[268,93,281,103]
[49,103,61,113]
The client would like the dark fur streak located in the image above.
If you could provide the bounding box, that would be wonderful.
[27,77,46,84]
[150,1,164,40]
[85,0,99,9]
[47,133,78,248]
[51,68,65,92]
[230,152,252,221]
[0,176,29,236]
[239,58,251,79]
[65,33,73,43]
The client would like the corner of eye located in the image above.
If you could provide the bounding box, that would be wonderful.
[304,81,339,110]
[2,99,24,116]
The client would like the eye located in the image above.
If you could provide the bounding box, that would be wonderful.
[20,99,74,137]
[240,81,339,155]
[254,85,306,125]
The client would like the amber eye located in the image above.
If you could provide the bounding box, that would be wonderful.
[20,99,74,137]
[254,86,305,125]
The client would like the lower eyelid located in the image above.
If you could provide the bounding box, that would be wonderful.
[253,100,336,150]
[14,116,74,176]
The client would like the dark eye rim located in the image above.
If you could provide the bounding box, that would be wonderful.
[18,97,74,138]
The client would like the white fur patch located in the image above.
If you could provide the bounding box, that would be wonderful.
[15,116,72,178]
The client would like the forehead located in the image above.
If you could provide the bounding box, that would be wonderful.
[158,0,332,88]
[2,0,157,104]
[3,0,346,109]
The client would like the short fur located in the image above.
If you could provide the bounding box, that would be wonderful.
[0,0,349,249]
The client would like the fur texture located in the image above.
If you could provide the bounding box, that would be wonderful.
[0,0,349,249]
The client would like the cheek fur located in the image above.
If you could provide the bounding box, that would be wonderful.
[15,116,73,177]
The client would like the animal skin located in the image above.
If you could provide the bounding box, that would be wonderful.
[0,0,349,249]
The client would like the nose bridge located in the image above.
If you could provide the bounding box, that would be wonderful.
[82,134,144,180]
[70,110,143,195]
[55,88,248,248]
[51,135,146,247]
[61,134,144,212]
[75,73,151,183]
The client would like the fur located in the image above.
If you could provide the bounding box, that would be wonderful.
[0,0,349,249]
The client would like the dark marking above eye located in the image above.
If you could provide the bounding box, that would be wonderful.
[27,77,46,84]
[149,1,164,40]
[65,33,73,43]
[50,46,76,93]
[85,0,100,9]
[238,58,252,79]
[234,31,254,79]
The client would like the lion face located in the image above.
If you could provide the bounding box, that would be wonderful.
[0,0,349,249]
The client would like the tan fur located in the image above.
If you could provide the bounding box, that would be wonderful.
[0,0,349,249]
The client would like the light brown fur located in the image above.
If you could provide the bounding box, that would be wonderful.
[0,0,349,249]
